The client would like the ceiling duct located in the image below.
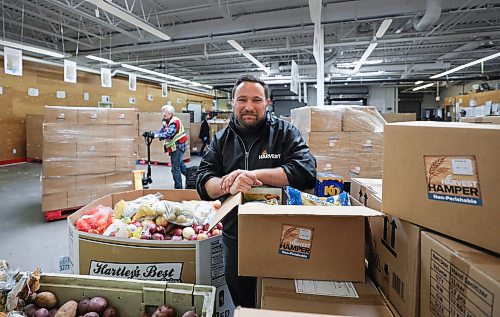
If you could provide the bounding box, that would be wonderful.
[414,0,443,31]
[438,39,494,60]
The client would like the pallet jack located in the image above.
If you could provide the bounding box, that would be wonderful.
[141,131,156,189]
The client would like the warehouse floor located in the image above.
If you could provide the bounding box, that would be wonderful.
[0,156,202,275]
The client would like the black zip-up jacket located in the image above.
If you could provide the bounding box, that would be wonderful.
[195,114,317,240]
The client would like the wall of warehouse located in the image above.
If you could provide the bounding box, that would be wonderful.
[439,80,500,104]
[0,58,214,162]
[368,86,397,113]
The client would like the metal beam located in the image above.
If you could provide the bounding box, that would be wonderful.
[41,0,142,40]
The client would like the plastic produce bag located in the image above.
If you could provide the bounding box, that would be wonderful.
[113,193,162,219]
[285,186,350,206]
[163,200,220,226]
[103,219,130,238]
[75,205,114,234]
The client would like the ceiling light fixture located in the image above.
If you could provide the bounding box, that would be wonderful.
[337,60,383,68]
[87,0,171,41]
[352,19,392,73]
[376,19,393,38]
[121,63,212,89]
[86,55,114,64]
[415,81,424,85]
[226,40,270,75]
[429,52,500,79]
[0,39,66,58]
[413,83,435,91]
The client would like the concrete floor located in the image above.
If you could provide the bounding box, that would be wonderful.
[0,156,201,274]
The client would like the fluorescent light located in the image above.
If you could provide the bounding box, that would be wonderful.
[430,52,500,79]
[353,71,386,77]
[227,40,244,52]
[86,55,114,64]
[121,63,212,89]
[227,39,270,74]
[243,52,270,75]
[347,77,352,81]
[415,81,424,85]
[0,39,66,58]
[337,59,383,68]
[87,0,171,41]
[376,19,393,38]
[413,83,434,91]
[353,42,378,72]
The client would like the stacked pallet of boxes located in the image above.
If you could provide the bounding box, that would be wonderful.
[355,121,500,317]
[291,105,385,180]
[42,106,137,213]
[137,112,190,163]
[26,114,44,161]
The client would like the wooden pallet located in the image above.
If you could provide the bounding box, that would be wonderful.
[26,157,43,163]
[136,158,191,167]
[44,205,83,221]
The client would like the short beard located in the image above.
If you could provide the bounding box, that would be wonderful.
[236,115,263,129]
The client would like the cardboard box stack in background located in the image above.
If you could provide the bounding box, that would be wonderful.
[260,276,394,317]
[189,122,203,154]
[382,121,500,254]
[420,232,499,317]
[350,178,421,317]
[42,106,137,212]
[460,115,500,124]
[381,112,417,123]
[291,106,386,181]
[26,114,44,160]
[137,112,190,163]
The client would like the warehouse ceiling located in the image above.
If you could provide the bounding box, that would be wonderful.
[1,0,500,92]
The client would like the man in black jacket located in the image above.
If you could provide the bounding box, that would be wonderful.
[196,74,316,308]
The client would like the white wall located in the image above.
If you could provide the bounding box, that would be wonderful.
[368,86,397,113]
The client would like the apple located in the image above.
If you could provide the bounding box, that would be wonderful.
[171,236,182,241]
[164,234,172,240]
[197,233,209,241]
[211,228,221,236]
[217,222,223,230]
[156,226,166,235]
[195,225,204,234]
[182,227,196,239]
[172,228,183,237]
[140,232,151,240]
[190,234,198,241]
[203,223,210,232]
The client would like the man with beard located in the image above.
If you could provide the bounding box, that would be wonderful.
[196,74,316,308]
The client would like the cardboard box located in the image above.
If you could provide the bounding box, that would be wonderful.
[10,273,215,317]
[316,156,382,181]
[234,307,345,317]
[382,122,500,253]
[260,276,394,316]
[342,106,386,132]
[78,108,108,124]
[420,232,500,317]
[382,113,417,123]
[42,176,76,195]
[44,106,78,124]
[351,178,421,317]
[68,189,236,317]
[76,140,107,157]
[106,108,137,125]
[43,142,77,160]
[237,202,382,282]
[305,131,351,154]
[43,157,117,176]
[460,115,500,124]
[291,106,342,132]
[42,192,68,212]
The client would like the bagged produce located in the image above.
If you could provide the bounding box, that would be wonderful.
[75,205,113,235]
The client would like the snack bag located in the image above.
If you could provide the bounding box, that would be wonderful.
[285,186,350,206]
[75,205,113,234]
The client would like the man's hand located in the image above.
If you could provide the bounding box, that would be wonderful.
[229,171,263,195]
[220,169,243,193]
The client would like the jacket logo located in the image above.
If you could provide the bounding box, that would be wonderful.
[259,150,281,160]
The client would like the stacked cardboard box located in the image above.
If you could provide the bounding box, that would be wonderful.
[460,115,500,124]
[351,178,421,317]
[42,106,137,212]
[380,121,500,317]
[137,112,190,163]
[26,114,44,160]
[382,112,417,123]
[189,122,204,153]
[291,106,386,180]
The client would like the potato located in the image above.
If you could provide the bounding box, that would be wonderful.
[151,305,175,317]
[83,313,99,317]
[34,308,50,317]
[24,304,38,317]
[54,300,78,317]
[89,297,108,315]
[35,292,58,309]
[77,298,91,315]
[102,307,119,317]
[48,308,58,317]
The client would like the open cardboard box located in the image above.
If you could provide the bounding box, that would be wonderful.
[208,192,383,282]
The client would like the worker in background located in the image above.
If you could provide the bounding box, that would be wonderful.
[156,104,188,189]
[198,113,210,156]
[195,74,316,308]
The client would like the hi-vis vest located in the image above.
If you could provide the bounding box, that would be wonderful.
[164,116,187,153]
